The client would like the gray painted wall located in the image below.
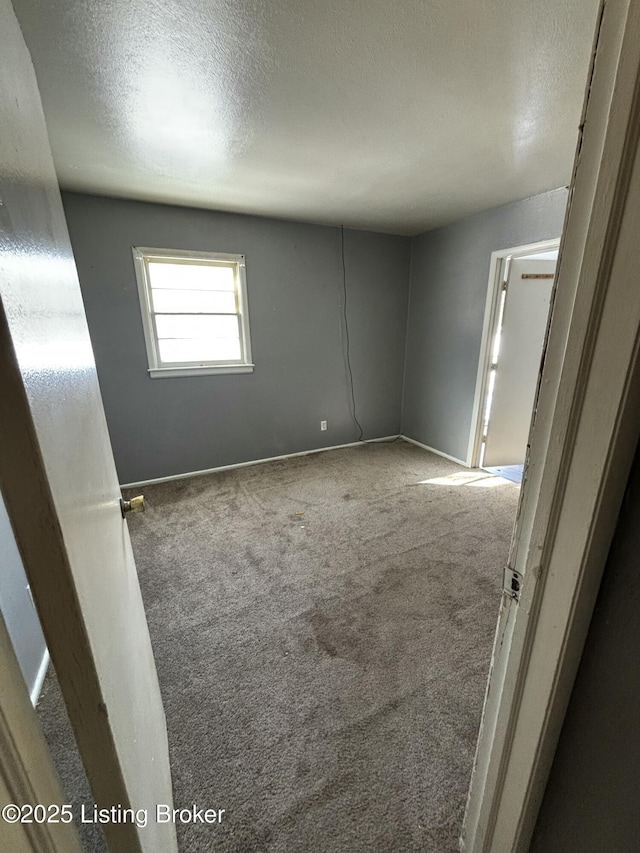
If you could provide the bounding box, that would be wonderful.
[62,193,411,484]
[401,188,568,462]
[0,491,47,699]
[531,441,640,852]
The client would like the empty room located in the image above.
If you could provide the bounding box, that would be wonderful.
[5,2,640,853]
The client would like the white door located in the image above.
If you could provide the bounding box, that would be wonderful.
[0,3,177,851]
[482,258,556,467]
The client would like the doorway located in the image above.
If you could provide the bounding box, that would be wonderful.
[467,239,560,482]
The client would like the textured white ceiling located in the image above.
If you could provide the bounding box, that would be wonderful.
[13,0,600,235]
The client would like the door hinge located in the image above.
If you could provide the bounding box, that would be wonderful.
[503,566,523,601]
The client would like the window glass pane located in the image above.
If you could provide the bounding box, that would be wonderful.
[155,314,239,340]
[151,288,236,314]
[147,261,235,291]
[158,337,242,364]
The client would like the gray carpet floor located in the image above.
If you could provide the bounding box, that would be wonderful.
[37,441,519,852]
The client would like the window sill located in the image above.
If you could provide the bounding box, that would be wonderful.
[148,364,255,379]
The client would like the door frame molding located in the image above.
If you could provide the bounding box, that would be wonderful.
[466,237,560,469]
[462,1,640,850]
[0,613,82,853]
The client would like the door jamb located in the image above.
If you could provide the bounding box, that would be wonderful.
[0,612,82,853]
[466,237,561,469]
[462,1,640,849]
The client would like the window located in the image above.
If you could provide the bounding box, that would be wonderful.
[132,247,253,378]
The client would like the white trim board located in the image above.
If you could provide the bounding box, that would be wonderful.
[462,2,640,850]
[0,616,82,853]
[30,648,49,707]
[400,435,468,467]
[466,237,561,468]
[120,435,401,488]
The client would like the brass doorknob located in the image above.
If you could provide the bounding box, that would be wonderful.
[120,495,145,517]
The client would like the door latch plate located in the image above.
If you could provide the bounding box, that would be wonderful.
[503,566,523,601]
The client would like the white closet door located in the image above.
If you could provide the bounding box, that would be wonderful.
[483,259,556,468]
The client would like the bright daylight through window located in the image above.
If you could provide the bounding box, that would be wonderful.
[132,247,253,378]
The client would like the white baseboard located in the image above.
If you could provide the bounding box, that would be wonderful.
[400,435,469,467]
[120,435,401,489]
[30,647,49,706]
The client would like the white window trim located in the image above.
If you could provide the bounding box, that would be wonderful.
[132,246,254,378]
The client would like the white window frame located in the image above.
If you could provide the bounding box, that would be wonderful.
[132,246,254,378]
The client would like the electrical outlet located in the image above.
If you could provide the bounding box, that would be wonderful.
[320,420,327,431]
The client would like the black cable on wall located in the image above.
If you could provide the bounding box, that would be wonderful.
[340,225,364,442]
